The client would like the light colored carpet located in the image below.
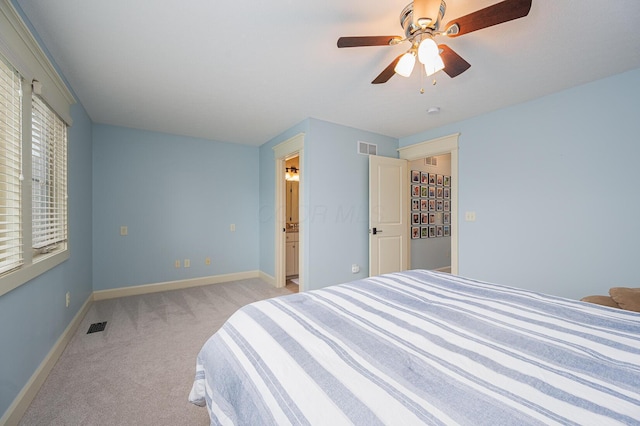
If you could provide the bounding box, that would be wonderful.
[19,278,295,425]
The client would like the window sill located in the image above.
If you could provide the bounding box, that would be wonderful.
[0,249,69,297]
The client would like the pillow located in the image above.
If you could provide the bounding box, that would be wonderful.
[580,295,620,309]
[609,287,640,312]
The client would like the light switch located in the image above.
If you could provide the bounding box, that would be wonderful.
[120,226,128,236]
[465,212,476,222]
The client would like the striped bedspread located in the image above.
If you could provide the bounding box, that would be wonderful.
[189,270,640,425]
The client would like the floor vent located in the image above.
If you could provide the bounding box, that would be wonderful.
[87,322,107,334]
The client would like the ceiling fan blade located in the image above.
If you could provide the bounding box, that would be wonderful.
[438,44,471,78]
[337,36,402,48]
[371,55,403,84]
[444,0,532,37]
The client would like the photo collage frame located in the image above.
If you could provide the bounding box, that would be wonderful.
[410,170,451,239]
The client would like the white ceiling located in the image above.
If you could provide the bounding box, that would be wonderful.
[15,0,640,146]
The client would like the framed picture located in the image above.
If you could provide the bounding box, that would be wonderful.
[421,199,428,211]
[421,185,428,198]
[443,225,450,237]
[412,184,421,198]
[443,200,450,211]
[421,213,429,224]
[429,226,436,238]
[436,200,444,211]
[443,187,450,199]
[428,173,436,185]
[412,226,421,239]
[421,172,429,184]
[436,187,443,199]
[437,225,443,237]
[436,174,443,186]
[421,227,429,238]
[411,170,421,183]
[412,212,421,225]
[443,175,451,187]
[412,199,420,211]
[429,213,436,224]
[428,186,436,198]
[443,212,450,224]
[428,199,436,211]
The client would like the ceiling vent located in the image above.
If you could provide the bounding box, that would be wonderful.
[424,156,438,166]
[358,141,377,156]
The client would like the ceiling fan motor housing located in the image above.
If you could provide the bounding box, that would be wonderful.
[401,0,446,38]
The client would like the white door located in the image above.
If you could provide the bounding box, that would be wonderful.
[369,156,409,276]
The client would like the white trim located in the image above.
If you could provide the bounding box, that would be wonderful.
[0,293,92,426]
[92,270,262,301]
[398,133,460,275]
[0,0,75,125]
[273,133,305,292]
[259,270,276,286]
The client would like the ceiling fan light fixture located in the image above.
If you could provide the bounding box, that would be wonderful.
[394,52,416,77]
[417,37,439,64]
[424,54,445,76]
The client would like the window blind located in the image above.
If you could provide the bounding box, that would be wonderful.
[0,56,23,275]
[31,95,67,254]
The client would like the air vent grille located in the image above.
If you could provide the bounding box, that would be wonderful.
[425,156,438,166]
[358,141,377,156]
[87,322,107,334]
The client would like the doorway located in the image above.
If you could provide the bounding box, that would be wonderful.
[398,133,459,275]
[273,133,305,291]
[284,156,300,292]
[408,153,452,272]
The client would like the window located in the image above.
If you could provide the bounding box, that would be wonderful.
[31,95,67,258]
[0,56,23,275]
[0,0,74,296]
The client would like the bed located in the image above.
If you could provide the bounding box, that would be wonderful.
[189,270,640,425]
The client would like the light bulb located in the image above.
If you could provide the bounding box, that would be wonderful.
[424,54,445,76]
[394,52,416,77]
[418,38,439,65]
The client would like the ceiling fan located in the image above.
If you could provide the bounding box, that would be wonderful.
[337,0,532,84]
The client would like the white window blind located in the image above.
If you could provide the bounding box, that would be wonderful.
[0,56,23,275]
[31,95,67,255]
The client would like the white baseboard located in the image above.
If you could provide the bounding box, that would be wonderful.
[0,293,93,426]
[2,270,274,425]
[93,270,263,301]
[259,270,276,286]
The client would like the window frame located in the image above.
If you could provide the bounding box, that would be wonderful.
[0,0,74,297]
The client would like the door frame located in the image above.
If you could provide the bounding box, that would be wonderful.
[398,133,459,275]
[273,133,305,290]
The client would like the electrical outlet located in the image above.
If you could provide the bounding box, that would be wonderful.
[184,259,190,268]
[65,292,70,308]
[205,257,211,265]
[351,264,360,273]
[120,226,128,236]
[175,260,180,268]
[230,224,236,232]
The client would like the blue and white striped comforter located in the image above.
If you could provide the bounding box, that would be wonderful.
[189,270,640,425]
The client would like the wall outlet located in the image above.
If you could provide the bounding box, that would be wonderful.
[175,260,180,268]
[120,226,128,236]
[184,259,190,268]
[205,257,211,265]
[65,292,70,308]
[351,264,360,273]
[230,224,236,232]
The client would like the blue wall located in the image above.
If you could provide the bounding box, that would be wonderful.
[400,69,640,299]
[92,125,260,291]
[0,103,94,416]
[259,118,399,290]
